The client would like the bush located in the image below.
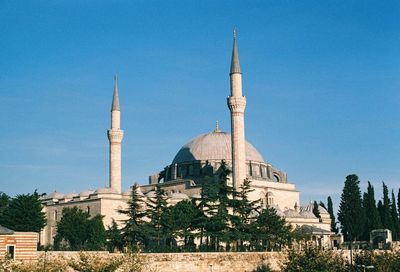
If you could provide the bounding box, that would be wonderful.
[355,250,400,272]
[68,252,124,272]
[10,255,68,272]
[254,263,274,272]
[282,247,348,272]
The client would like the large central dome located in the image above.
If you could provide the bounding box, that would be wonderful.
[172,131,265,164]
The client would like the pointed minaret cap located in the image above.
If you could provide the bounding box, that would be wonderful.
[230,28,241,75]
[213,120,221,133]
[111,75,120,111]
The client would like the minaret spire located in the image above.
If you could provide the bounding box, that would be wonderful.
[230,28,241,75]
[111,75,120,111]
[227,29,247,190]
[108,76,124,193]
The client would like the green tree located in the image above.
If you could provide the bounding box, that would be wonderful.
[231,179,260,250]
[1,191,46,232]
[398,189,400,222]
[146,185,169,249]
[381,182,394,231]
[362,182,381,240]
[282,247,347,272]
[118,184,147,249]
[204,161,233,251]
[250,207,291,251]
[338,174,365,241]
[106,219,124,252]
[327,196,338,233]
[391,190,400,240]
[163,200,203,250]
[0,192,10,223]
[312,201,321,219]
[54,207,106,250]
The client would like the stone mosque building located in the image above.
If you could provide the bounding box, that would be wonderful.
[40,33,334,247]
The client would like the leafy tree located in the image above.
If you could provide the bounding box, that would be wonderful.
[391,190,400,240]
[338,174,365,241]
[54,207,106,250]
[163,200,203,250]
[250,207,291,251]
[312,201,320,219]
[282,247,347,272]
[106,219,124,252]
[362,182,381,240]
[118,184,147,249]
[381,182,394,231]
[68,252,123,272]
[1,191,46,232]
[327,196,338,233]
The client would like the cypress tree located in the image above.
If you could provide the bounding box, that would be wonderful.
[381,182,394,231]
[391,190,400,240]
[362,182,381,240]
[312,201,321,219]
[327,196,338,233]
[398,189,400,223]
[338,174,365,241]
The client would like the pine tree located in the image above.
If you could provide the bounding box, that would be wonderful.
[231,179,261,250]
[1,191,46,232]
[338,174,365,241]
[106,219,124,252]
[146,184,168,248]
[391,190,400,240]
[381,182,394,231]
[362,182,381,240]
[327,196,338,233]
[118,184,147,250]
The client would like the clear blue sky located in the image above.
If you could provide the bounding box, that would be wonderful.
[1,1,399,208]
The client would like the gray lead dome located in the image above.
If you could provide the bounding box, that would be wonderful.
[172,131,265,164]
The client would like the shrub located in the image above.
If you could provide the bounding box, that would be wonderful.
[10,255,68,272]
[68,252,124,272]
[253,263,274,272]
[282,247,348,272]
[355,250,400,272]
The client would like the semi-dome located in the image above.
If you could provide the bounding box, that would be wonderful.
[79,190,95,197]
[41,191,64,200]
[172,131,264,164]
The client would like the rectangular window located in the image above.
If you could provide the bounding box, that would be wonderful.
[6,245,15,260]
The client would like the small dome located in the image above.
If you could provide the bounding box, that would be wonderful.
[94,187,119,194]
[42,191,64,200]
[79,190,95,197]
[299,210,317,219]
[318,205,329,215]
[284,209,301,218]
[63,193,78,199]
[172,131,265,164]
[170,192,189,200]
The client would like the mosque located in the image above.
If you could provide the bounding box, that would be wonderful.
[40,33,334,247]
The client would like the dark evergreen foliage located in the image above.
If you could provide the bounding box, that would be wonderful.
[381,182,394,231]
[312,201,320,219]
[54,207,106,250]
[391,190,400,240]
[362,182,382,240]
[118,184,147,249]
[327,196,338,233]
[0,190,46,232]
[106,219,124,252]
[338,174,365,241]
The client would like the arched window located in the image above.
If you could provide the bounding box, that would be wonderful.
[87,206,91,215]
[273,174,280,183]
[266,192,274,206]
[54,210,58,221]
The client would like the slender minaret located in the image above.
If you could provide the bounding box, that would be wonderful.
[227,29,247,190]
[107,76,124,193]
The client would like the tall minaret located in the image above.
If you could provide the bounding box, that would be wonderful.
[227,29,247,190]
[107,76,124,193]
